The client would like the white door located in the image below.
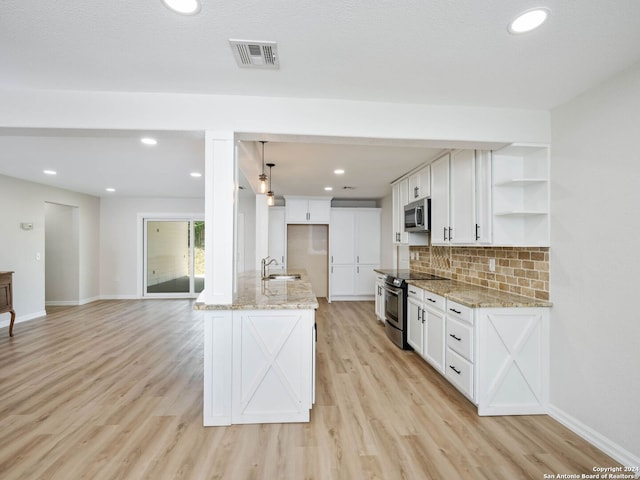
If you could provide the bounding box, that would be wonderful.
[330,209,355,265]
[355,210,380,265]
[406,297,424,354]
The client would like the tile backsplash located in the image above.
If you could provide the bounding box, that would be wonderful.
[409,246,549,300]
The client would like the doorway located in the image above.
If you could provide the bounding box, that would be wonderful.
[143,218,205,297]
[44,202,80,306]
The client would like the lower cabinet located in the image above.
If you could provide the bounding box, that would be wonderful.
[406,287,445,374]
[374,274,385,322]
[330,264,379,300]
[407,284,550,416]
[203,308,315,426]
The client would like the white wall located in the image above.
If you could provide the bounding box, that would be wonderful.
[550,61,640,465]
[0,175,100,326]
[100,197,204,298]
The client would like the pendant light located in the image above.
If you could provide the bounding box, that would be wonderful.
[258,141,268,194]
[266,163,275,206]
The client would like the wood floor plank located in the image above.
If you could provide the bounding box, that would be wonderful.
[0,298,621,479]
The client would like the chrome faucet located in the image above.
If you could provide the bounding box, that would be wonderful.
[261,256,278,279]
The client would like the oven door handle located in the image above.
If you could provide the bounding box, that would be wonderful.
[382,285,402,297]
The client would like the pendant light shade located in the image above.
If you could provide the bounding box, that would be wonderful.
[266,163,275,206]
[258,141,268,194]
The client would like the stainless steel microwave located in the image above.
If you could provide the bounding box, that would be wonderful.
[404,198,430,232]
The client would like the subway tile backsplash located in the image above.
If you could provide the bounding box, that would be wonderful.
[409,246,550,301]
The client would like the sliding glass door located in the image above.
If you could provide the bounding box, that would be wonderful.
[144,218,205,297]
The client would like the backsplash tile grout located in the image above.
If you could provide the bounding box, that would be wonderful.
[409,246,550,301]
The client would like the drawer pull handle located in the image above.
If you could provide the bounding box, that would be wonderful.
[426,298,436,303]
[449,334,461,341]
[449,365,461,375]
[449,308,462,314]
[409,290,417,294]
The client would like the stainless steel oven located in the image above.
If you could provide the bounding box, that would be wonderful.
[383,279,408,349]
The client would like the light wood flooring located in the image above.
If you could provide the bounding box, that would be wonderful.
[0,299,618,479]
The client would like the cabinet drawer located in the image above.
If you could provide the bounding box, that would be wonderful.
[407,285,423,301]
[422,290,445,311]
[446,300,473,325]
[446,317,473,361]
[445,348,474,400]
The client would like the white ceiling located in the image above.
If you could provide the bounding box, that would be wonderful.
[2,1,640,198]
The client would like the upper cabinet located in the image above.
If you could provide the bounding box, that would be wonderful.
[491,144,549,246]
[431,150,492,246]
[391,179,409,245]
[408,164,431,201]
[284,196,331,224]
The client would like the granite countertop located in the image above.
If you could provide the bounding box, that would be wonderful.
[406,278,552,308]
[194,269,319,311]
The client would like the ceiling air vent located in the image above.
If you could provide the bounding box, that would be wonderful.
[229,40,279,69]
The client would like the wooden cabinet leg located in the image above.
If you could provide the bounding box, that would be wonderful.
[9,310,15,337]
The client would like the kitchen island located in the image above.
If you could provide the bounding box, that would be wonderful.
[194,270,318,426]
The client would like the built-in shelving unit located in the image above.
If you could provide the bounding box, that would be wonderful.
[491,144,550,246]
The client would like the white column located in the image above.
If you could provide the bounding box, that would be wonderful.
[255,195,269,270]
[203,131,235,305]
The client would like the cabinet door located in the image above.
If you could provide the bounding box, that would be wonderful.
[268,207,286,268]
[355,210,380,265]
[286,198,310,223]
[430,154,450,245]
[355,264,378,296]
[406,297,424,354]
[308,199,331,223]
[375,278,385,321]
[450,150,476,244]
[330,209,355,264]
[330,265,355,296]
[424,307,445,373]
[417,165,431,199]
[475,150,492,244]
[408,172,420,201]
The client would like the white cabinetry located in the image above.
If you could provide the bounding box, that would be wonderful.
[285,196,331,224]
[391,179,409,245]
[408,164,431,201]
[431,150,492,246]
[430,153,450,245]
[406,286,445,374]
[267,206,286,271]
[491,144,550,246]
[329,208,380,301]
[375,273,385,322]
[406,287,550,416]
[203,308,316,426]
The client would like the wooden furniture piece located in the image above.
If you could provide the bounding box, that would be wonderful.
[0,271,16,336]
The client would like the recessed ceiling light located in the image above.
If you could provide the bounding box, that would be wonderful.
[43,170,57,175]
[140,137,157,146]
[508,8,550,34]
[161,0,200,15]
[334,169,345,175]
[324,187,333,191]
[190,172,202,178]
[105,188,116,192]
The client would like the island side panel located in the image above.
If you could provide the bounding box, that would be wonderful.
[203,310,233,426]
[232,309,315,424]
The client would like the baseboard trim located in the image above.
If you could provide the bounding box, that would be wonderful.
[0,310,47,329]
[547,404,640,472]
[99,295,140,300]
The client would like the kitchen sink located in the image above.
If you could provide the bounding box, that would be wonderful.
[266,273,301,281]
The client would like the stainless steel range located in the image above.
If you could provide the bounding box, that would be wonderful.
[378,270,447,349]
